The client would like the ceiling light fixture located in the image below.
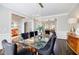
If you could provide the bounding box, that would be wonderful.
[38,3,44,8]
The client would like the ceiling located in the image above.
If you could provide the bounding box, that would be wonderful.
[1,3,78,17]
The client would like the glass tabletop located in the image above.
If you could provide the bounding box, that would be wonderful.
[33,39,47,49]
[18,35,48,49]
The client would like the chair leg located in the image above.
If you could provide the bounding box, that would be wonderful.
[52,51,55,55]
[36,52,42,55]
[51,50,55,55]
[36,52,38,55]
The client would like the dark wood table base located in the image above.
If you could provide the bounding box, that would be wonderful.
[26,47,37,55]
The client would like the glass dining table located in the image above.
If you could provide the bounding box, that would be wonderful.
[16,35,49,54]
[17,35,49,50]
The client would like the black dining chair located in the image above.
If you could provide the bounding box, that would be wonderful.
[21,33,29,39]
[37,32,56,55]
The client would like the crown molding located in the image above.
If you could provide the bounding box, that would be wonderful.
[35,13,69,20]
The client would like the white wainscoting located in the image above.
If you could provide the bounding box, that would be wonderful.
[56,31,68,39]
[0,33,11,49]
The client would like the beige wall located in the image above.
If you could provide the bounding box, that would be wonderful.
[69,4,79,18]
[68,4,79,32]
[0,5,11,49]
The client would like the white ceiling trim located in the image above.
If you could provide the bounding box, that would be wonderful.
[35,13,69,20]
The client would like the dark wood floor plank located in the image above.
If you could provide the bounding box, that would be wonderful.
[54,39,76,55]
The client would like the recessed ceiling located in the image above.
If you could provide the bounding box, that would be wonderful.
[1,3,78,17]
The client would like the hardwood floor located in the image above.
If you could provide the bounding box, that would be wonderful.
[54,39,76,55]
